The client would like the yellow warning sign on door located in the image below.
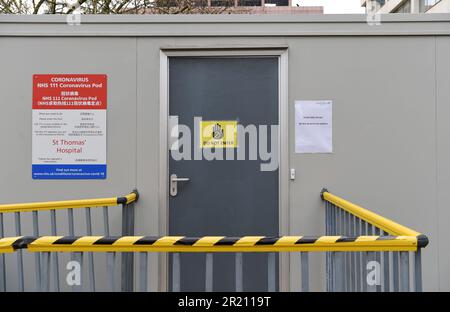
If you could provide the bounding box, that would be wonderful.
[200,120,238,148]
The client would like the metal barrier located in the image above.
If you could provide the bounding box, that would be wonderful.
[0,189,428,292]
[0,232,422,292]
[0,190,138,292]
[322,189,428,292]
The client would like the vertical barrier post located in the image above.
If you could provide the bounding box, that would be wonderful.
[0,214,6,292]
[50,209,60,292]
[325,201,331,292]
[205,253,213,292]
[392,251,399,292]
[355,217,361,292]
[400,251,410,292]
[301,252,309,292]
[374,227,382,292]
[15,212,24,292]
[345,212,351,291]
[349,214,355,292]
[361,221,367,292]
[330,203,336,292]
[366,251,377,292]
[139,252,148,292]
[107,252,116,292]
[235,253,243,292]
[121,201,135,292]
[68,208,75,236]
[267,252,276,292]
[342,211,347,291]
[85,207,95,292]
[382,230,390,292]
[172,253,181,292]
[103,206,110,236]
[414,249,422,292]
[104,205,116,292]
[68,207,75,291]
[334,252,345,292]
[73,252,83,292]
[333,206,343,292]
[40,252,51,292]
[32,211,41,291]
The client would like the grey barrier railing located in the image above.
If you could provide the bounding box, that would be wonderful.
[323,189,428,292]
[0,189,427,292]
[0,190,138,292]
[1,231,423,292]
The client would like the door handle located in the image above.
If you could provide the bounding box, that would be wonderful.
[170,174,190,197]
[171,177,190,182]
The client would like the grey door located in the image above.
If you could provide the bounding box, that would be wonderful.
[168,56,279,291]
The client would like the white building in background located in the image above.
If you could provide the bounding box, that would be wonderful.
[362,0,450,13]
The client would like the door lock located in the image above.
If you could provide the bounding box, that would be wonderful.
[170,174,190,197]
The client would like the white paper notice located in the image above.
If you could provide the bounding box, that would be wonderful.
[295,100,332,153]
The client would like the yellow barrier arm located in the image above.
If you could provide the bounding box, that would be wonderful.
[0,190,138,214]
[0,235,419,254]
[321,189,428,248]
[0,237,35,253]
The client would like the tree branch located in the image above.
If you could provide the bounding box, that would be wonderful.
[33,0,46,14]
[66,0,87,13]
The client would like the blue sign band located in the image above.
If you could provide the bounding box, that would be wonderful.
[32,164,107,180]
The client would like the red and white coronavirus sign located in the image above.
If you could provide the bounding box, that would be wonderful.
[32,74,107,179]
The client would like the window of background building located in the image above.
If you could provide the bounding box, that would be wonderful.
[420,0,442,11]
[265,0,289,6]
[393,0,411,13]
[193,0,208,6]
[211,0,235,6]
[238,0,262,6]
[163,0,178,7]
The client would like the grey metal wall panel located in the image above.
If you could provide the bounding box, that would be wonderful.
[287,36,438,291]
[436,36,450,292]
[0,37,137,202]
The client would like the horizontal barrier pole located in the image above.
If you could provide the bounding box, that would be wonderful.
[0,190,138,213]
[0,236,24,253]
[0,235,420,253]
[322,190,426,238]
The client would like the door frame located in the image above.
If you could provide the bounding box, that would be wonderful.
[159,48,289,291]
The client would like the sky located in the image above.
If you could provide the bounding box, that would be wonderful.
[293,0,366,14]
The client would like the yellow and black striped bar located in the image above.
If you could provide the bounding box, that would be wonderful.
[0,235,420,253]
[0,190,138,214]
[321,189,429,248]
[0,236,35,253]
